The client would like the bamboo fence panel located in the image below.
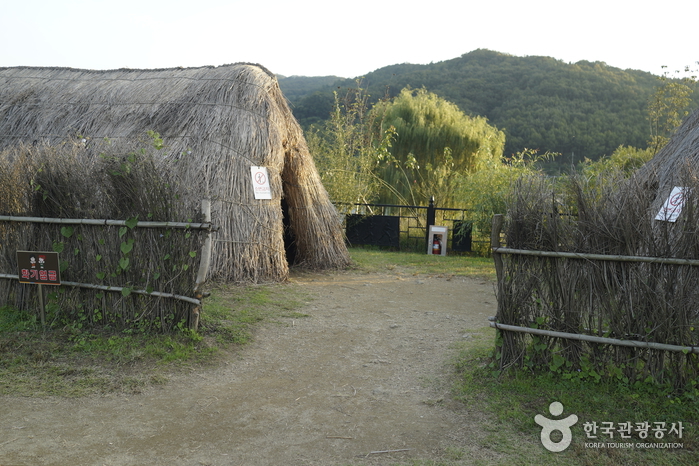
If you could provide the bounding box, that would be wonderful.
[0,141,214,332]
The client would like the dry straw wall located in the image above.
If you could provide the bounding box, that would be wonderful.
[495,170,699,389]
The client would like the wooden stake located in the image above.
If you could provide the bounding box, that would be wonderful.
[368,449,412,455]
[38,283,45,327]
[191,199,213,331]
[491,214,505,318]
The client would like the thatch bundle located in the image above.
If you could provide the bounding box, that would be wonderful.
[0,64,350,283]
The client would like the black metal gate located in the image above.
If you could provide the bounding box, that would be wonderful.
[340,198,473,252]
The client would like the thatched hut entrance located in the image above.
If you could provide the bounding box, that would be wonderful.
[0,63,350,283]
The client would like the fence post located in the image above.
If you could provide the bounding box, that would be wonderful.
[425,196,436,247]
[491,214,505,316]
[191,199,213,331]
[490,214,507,369]
[491,214,504,274]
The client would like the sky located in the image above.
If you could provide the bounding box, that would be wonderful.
[2,0,697,79]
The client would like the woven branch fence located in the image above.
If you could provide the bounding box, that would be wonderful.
[490,172,699,390]
[0,141,213,332]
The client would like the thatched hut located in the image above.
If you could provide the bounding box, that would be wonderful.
[0,63,350,283]
[633,108,699,213]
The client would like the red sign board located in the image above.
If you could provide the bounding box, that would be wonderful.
[16,251,61,285]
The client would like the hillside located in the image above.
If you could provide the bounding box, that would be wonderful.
[279,49,698,165]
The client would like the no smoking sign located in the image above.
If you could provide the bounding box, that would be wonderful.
[250,166,272,199]
[655,186,690,223]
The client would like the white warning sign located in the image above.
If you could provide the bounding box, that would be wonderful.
[655,186,689,222]
[250,166,272,200]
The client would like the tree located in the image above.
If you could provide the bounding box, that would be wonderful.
[647,67,696,153]
[582,145,654,180]
[455,149,553,253]
[306,82,394,207]
[370,87,505,205]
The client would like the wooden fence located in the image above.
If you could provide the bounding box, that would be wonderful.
[0,200,215,331]
[490,213,699,388]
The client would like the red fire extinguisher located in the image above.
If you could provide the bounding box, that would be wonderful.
[432,234,442,255]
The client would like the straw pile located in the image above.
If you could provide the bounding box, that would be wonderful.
[0,64,350,283]
[634,108,699,199]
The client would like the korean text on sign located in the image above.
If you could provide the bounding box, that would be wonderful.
[16,251,62,285]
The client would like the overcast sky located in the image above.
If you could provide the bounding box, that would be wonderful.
[2,0,696,78]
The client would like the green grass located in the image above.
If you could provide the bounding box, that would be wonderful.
[0,283,310,397]
[200,282,308,346]
[0,249,494,398]
[348,247,495,280]
[449,330,699,466]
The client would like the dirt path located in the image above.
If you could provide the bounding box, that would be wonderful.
[1,270,499,466]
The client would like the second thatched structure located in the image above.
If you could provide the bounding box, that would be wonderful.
[0,63,350,283]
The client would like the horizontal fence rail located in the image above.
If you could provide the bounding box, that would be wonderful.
[493,247,699,267]
[0,200,214,330]
[0,273,201,305]
[490,213,699,386]
[0,215,217,231]
[489,321,699,355]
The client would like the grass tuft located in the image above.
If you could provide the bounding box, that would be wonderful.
[0,282,309,397]
[348,247,495,280]
[452,331,699,465]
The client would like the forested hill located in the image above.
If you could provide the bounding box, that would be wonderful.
[279,49,698,164]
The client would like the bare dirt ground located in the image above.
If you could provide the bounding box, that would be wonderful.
[0,270,499,466]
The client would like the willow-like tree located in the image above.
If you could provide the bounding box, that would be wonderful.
[306,83,394,207]
[370,87,505,205]
[647,67,695,153]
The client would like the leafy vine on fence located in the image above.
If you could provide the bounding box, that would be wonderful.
[0,134,206,332]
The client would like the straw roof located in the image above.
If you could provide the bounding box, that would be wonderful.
[617,107,699,259]
[0,63,350,282]
[634,108,699,209]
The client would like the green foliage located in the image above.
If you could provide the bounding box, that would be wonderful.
[371,87,505,205]
[455,149,554,251]
[276,75,341,126]
[285,50,699,167]
[647,67,696,153]
[455,339,699,465]
[307,82,394,205]
[0,305,36,332]
[581,145,655,180]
